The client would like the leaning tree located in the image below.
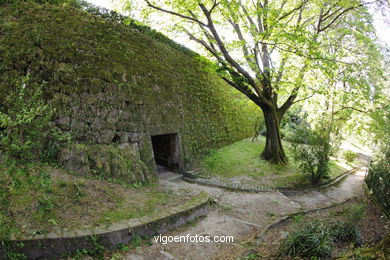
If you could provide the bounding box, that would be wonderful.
[129,0,383,164]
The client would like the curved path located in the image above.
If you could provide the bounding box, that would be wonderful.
[124,168,367,260]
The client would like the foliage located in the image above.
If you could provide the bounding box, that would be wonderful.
[283,220,361,258]
[364,85,389,216]
[201,137,347,188]
[0,0,67,4]
[330,221,360,243]
[0,0,213,63]
[281,106,309,142]
[61,236,106,259]
[290,123,332,185]
[339,233,390,260]
[0,158,186,243]
[343,150,357,164]
[0,2,257,165]
[344,204,365,223]
[128,0,384,164]
[282,221,334,257]
[0,77,69,162]
[366,145,390,217]
[0,241,27,260]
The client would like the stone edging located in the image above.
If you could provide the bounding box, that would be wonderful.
[183,168,360,194]
[257,175,376,243]
[255,195,357,245]
[0,194,210,260]
[182,177,274,192]
[278,167,360,195]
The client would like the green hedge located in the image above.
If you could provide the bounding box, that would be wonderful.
[366,147,390,217]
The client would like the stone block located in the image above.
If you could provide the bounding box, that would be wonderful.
[57,143,153,184]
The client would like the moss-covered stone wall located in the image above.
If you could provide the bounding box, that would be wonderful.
[0,2,259,181]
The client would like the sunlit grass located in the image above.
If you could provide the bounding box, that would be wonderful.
[201,137,349,188]
[202,137,297,178]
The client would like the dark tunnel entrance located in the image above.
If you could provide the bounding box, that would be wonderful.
[151,133,180,172]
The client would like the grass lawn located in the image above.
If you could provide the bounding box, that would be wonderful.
[200,137,351,188]
[0,163,201,240]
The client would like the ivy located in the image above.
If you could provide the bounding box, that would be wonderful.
[0,76,70,162]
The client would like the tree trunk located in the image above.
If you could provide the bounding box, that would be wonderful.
[261,107,288,165]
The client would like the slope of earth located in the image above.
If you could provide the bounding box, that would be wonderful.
[0,164,202,240]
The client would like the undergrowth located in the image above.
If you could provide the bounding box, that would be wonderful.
[282,219,362,258]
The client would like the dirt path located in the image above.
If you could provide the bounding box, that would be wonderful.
[124,166,367,260]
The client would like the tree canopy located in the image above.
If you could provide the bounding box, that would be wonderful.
[123,0,386,164]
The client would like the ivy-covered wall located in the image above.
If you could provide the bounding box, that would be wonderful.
[0,2,259,181]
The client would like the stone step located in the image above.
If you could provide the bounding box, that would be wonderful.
[158,170,183,182]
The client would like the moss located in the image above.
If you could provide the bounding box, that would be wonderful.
[338,233,390,259]
[59,144,151,184]
[0,2,259,170]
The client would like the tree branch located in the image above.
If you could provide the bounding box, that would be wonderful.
[221,76,263,107]
[226,18,259,73]
[197,3,272,106]
[144,0,208,27]
[275,56,287,90]
[278,64,308,117]
[332,105,383,115]
[317,1,377,33]
[277,0,309,21]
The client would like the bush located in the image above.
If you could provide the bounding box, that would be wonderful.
[282,221,334,257]
[365,145,390,217]
[330,221,360,243]
[291,125,331,185]
[282,220,361,258]
[343,150,357,164]
[0,76,68,162]
[281,107,310,143]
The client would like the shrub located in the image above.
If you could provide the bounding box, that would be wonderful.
[282,221,334,257]
[0,76,68,162]
[290,125,331,185]
[343,150,357,164]
[282,220,361,258]
[330,221,360,243]
[365,145,390,217]
[281,107,310,143]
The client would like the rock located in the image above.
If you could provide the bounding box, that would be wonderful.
[280,231,289,239]
[57,143,153,184]
[56,116,71,130]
